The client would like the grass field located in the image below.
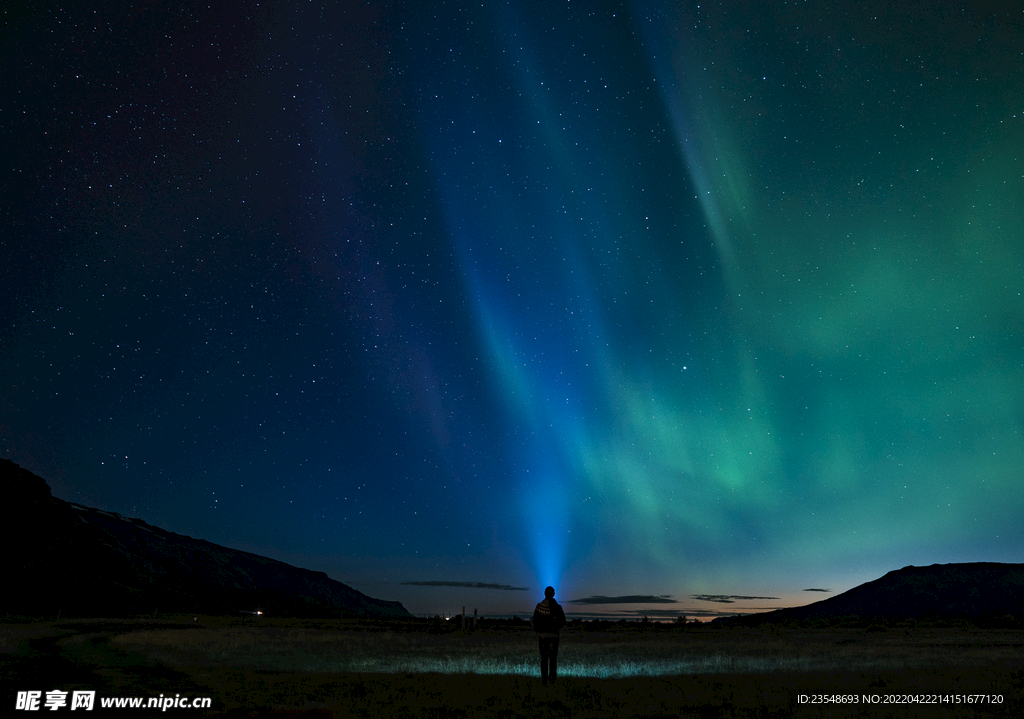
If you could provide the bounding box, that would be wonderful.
[2,617,1022,717]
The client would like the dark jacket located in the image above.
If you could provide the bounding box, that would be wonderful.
[532,597,567,637]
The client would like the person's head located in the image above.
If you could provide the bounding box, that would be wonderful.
[544,586,555,598]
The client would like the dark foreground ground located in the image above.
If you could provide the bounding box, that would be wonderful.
[2,617,1021,717]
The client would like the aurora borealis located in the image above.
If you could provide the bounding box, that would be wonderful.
[3,0,1022,618]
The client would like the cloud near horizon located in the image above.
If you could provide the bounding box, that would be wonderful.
[691,594,779,604]
[564,607,771,620]
[608,608,732,619]
[804,588,832,593]
[400,581,530,591]
[568,595,677,605]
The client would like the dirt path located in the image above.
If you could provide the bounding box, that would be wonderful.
[1,621,212,711]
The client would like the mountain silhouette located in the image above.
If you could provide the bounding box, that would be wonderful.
[2,458,411,618]
[714,562,1024,627]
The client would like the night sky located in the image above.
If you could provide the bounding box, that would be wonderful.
[3,0,1023,619]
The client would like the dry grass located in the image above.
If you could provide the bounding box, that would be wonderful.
[4,618,1022,717]
[191,667,1021,719]
[111,621,1024,677]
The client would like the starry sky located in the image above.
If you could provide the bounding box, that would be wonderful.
[3,0,1023,619]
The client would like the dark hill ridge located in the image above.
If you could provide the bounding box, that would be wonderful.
[1,458,411,618]
[715,562,1024,627]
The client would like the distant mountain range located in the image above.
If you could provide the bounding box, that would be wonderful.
[1,459,411,618]
[714,562,1024,627]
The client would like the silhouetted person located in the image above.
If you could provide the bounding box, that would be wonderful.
[532,586,567,684]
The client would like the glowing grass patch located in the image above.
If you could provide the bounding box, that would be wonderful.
[326,653,909,677]
[112,624,1024,680]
